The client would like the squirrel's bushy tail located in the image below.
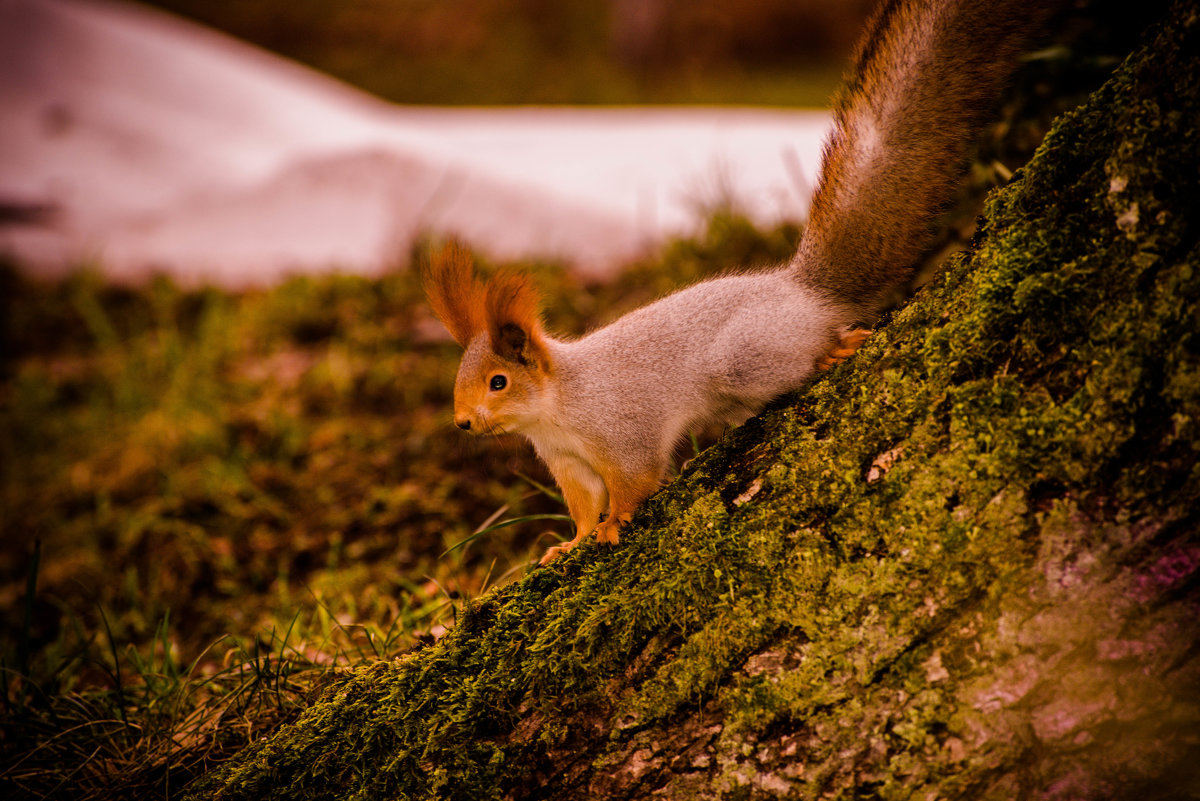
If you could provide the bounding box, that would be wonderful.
[794,0,1054,318]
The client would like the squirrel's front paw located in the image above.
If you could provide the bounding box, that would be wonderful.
[816,328,871,371]
[593,519,621,546]
[539,541,575,566]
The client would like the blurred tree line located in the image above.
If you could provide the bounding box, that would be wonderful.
[140,0,874,105]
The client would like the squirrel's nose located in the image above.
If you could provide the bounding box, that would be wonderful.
[455,418,471,431]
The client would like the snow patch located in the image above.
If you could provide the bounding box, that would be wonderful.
[0,0,830,285]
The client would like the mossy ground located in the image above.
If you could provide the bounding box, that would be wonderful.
[185,4,1200,799]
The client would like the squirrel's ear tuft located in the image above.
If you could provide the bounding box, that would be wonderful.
[423,243,485,347]
[484,271,551,370]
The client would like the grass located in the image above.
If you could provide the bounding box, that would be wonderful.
[0,214,802,800]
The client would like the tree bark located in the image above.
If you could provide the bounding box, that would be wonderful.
[186,4,1200,799]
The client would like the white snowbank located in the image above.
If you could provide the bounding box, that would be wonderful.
[0,0,831,286]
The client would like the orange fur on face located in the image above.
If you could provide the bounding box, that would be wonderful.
[423,243,486,347]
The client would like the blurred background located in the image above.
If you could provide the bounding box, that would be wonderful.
[0,0,866,285]
[139,0,873,106]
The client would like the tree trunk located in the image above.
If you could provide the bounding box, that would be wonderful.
[186,4,1200,799]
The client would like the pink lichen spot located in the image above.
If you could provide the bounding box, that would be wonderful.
[1116,201,1140,236]
[732,478,763,506]
[943,737,967,762]
[1096,638,1153,661]
[924,649,950,683]
[866,447,902,482]
[1042,767,1098,800]
[1031,697,1112,742]
[1131,544,1200,603]
[969,653,1040,714]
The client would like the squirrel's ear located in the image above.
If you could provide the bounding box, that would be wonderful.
[422,243,485,347]
[484,271,551,371]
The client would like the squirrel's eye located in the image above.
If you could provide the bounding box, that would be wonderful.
[489,375,508,391]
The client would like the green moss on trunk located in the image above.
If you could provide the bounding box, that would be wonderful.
[185,4,1200,799]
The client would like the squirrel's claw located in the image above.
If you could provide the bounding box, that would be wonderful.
[539,518,623,566]
[539,541,575,566]
[816,328,871,371]
[540,511,630,565]
[594,519,622,547]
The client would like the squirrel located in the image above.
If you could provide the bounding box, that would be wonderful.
[425,0,1052,565]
